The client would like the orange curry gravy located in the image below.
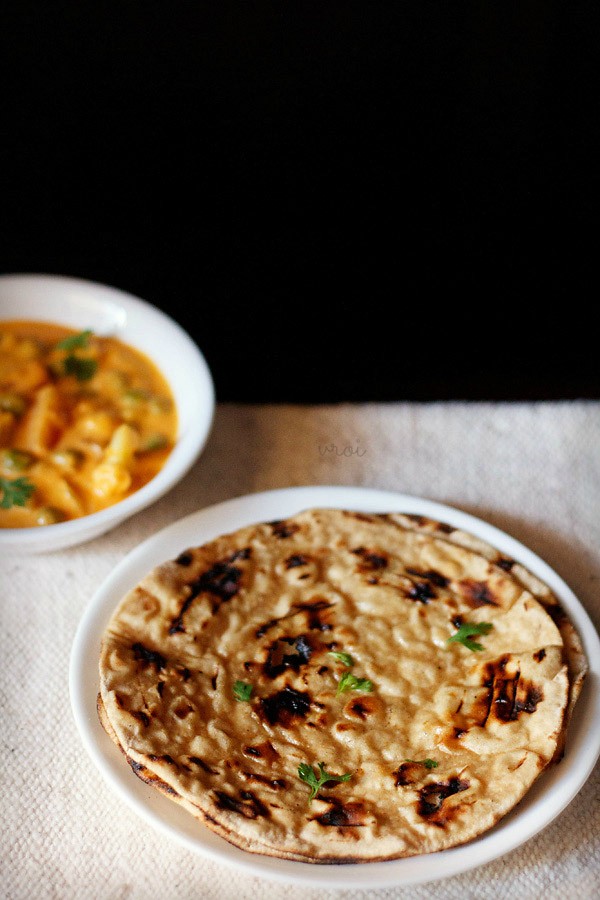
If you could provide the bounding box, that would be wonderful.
[0,320,177,527]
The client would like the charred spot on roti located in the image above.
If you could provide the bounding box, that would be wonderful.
[459,579,499,608]
[128,758,147,776]
[130,710,150,726]
[351,546,389,571]
[259,686,311,727]
[169,597,194,634]
[285,554,309,569]
[344,511,378,524]
[127,758,180,795]
[229,548,252,562]
[496,557,516,571]
[406,514,427,526]
[481,657,544,723]
[192,559,244,603]
[264,635,313,679]
[314,797,367,827]
[241,771,287,790]
[270,520,299,538]
[156,681,164,697]
[255,618,279,638]
[132,642,166,670]
[347,696,377,720]
[393,763,421,786]
[169,555,246,632]
[159,782,179,796]
[158,753,177,766]
[534,648,547,663]
[405,567,450,588]
[436,521,455,534]
[189,756,218,775]
[453,656,543,739]
[242,745,261,758]
[174,702,193,719]
[255,598,335,638]
[294,599,335,631]
[417,778,469,824]
[514,685,543,716]
[175,551,193,566]
[242,741,279,763]
[493,674,519,722]
[406,581,436,603]
[485,655,508,683]
[213,789,269,819]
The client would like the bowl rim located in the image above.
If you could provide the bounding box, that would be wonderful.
[0,273,215,550]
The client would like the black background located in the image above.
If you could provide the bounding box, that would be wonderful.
[2,3,598,402]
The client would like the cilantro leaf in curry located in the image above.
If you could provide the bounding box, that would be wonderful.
[62,355,98,382]
[53,329,98,381]
[0,476,36,509]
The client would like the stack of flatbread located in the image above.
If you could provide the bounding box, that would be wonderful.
[98,509,587,862]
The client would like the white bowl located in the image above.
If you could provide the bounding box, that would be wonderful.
[0,274,215,552]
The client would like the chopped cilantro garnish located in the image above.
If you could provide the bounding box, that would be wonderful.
[446,621,493,652]
[233,680,253,702]
[298,762,353,803]
[63,355,98,382]
[53,330,97,381]
[404,758,439,770]
[55,329,93,351]
[328,650,354,667]
[138,433,169,453]
[337,671,373,695]
[0,476,36,509]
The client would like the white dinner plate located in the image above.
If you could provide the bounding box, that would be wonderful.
[70,485,600,889]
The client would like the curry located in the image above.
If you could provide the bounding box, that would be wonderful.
[0,321,177,527]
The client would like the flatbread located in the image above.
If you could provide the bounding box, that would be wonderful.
[98,508,585,862]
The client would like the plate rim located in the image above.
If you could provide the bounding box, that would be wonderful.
[69,485,600,889]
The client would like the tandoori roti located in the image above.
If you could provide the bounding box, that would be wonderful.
[98,509,586,863]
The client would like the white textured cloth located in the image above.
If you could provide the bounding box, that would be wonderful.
[2,402,599,900]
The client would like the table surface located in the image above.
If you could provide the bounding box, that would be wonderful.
[3,401,599,900]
